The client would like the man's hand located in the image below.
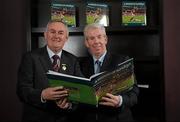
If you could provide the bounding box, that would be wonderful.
[99,93,121,108]
[41,86,68,101]
[56,97,71,109]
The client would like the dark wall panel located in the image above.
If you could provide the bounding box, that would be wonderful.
[0,0,26,121]
[163,0,180,122]
[164,0,180,121]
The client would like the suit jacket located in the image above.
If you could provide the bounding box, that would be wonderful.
[17,46,82,122]
[77,52,139,122]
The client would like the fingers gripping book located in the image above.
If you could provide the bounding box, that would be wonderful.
[47,58,135,105]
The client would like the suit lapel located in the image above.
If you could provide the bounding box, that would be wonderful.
[59,51,67,74]
[100,52,112,72]
[88,57,94,75]
[38,47,52,72]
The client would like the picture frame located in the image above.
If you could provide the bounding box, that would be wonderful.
[86,3,109,26]
[51,3,77,27]
[122,1,147,26]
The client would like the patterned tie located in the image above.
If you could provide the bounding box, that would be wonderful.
[95,60,101,74]
[52,55,60,72]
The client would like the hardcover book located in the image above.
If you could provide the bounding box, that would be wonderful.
[122,1,147,26]
[47,58,135,105]
[86,3,109,26]
[51,3,76,27]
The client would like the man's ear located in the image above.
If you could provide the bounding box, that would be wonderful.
[65,33,68,41]
[85,39,89,48]
[44,32,47,40]
[105,35,108,44]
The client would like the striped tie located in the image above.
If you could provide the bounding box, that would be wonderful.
[95,60,101,74]
[52,55,60,72]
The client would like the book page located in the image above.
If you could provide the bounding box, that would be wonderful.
[47,70,98,105]
[89,71,105,80]
[93,58,135,100]
[47,70,90,81]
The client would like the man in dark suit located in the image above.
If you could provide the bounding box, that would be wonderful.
[78,23,139,122]
[17,20,82,122]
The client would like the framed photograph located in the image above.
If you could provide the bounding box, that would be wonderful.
[86,3,109,26]
[51,3,76,27]
[122,1,147,26]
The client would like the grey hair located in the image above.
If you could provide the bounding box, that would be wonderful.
[45,20,69,37]
[83,23,106,39]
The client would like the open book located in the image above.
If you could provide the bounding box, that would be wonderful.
[47,58,135,105]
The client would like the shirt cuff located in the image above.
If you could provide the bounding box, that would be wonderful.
[41,92,46,103]
[118,95,123,107]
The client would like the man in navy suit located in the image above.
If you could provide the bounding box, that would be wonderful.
[17,20,82,122]
[78,23,139,122]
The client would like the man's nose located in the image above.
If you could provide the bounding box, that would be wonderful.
[54,32,60,37]
[94,37,100,43]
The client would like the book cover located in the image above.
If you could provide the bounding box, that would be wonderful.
[122,1,147,26]
[47,58,135,105]
[86,3,109,26]
[51,3,76,27]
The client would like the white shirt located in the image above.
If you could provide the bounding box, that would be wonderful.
[93,51,107,74]
[47,46,62,66]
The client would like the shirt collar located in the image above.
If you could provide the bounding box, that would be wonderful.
[93,51,107,65]
[47,46,62,59]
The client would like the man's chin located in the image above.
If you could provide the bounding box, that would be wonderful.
[53,47,62,52]
[95,52,103,56]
